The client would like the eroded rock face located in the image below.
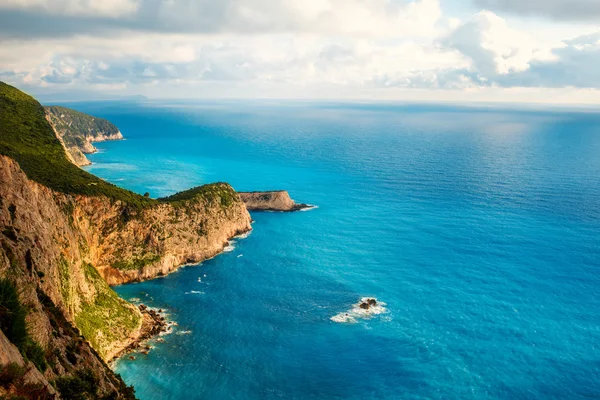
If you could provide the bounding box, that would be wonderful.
[0,154,251,396]
[0,330,56,399]
[238,191,310,212]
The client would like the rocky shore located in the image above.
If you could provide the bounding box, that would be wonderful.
[238,191,312,212]
[110,304,170,362]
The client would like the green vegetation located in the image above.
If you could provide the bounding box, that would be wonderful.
[0,279,47,372]
[45,105,120,143]
[159,182,237,208]
[111,254,160,271]
[0,363,25,386]
[55,368,136,400]
[54,368,97,400]
[0,82,154,209]
[36,291,137,399]
[0,82,240,216]
[75,263,141,359]
[57,256,72,312]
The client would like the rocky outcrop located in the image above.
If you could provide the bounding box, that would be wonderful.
[45,106,124,166]
[238,191,311,212]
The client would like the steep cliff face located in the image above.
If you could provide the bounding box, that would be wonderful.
[45,105,124,166]
[0,82,252,398]
[239,191,310,211]
[78,183,252,286]
[1,155,251,357]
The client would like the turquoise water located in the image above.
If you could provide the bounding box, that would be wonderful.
[72,101,600,399]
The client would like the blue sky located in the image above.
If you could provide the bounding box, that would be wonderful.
[0,0,599,104]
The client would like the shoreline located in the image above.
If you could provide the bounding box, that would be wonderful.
[108,304,170,364]
[107,231,251,364]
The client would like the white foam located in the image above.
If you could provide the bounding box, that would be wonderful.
[185,290,204,295]
[234,231,252,239]
[237,254,243,258]
[197,277,202,282]
[300,205,319,212]
[223,243,235,252]
[330,297,388,324]
[176,330,192,335]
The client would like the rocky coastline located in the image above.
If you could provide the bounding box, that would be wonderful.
[110,304,170,363]
[238,190,313,212]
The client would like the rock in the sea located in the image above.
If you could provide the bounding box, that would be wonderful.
[367,299,377,306]
[359,302,370,310]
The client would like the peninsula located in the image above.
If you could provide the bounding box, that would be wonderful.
[45,105,124,166]
[0,82,251,399]
[0,81,313,399]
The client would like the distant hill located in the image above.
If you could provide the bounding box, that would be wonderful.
[45,105,124,166]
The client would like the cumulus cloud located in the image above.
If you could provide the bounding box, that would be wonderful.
[439,12,600,89]
[441,11,556,76]
[474,0,600,22]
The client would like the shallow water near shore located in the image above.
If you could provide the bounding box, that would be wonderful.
[70,100,600,399]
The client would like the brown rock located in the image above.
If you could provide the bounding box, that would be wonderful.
[238,191,311,212]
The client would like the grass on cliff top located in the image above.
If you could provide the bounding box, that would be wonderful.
[159,182,238,208]
[45,105,120,141]
[0,82,153,208]
[0,82,236,210]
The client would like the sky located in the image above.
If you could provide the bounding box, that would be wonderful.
[0,0,599,104]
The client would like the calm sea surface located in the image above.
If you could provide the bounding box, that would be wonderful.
[64,100,600,399]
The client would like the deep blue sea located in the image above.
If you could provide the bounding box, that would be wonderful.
[64,100,600,399]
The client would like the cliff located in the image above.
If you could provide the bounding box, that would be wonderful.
[0,82,251,398]
[45,105,124,166]
[239,191,310,211]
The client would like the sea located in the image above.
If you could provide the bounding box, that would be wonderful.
[62,100,600,399]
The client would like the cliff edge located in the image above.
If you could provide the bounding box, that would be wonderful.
[0,82,251,398]
[239,191,311,212]
[45,105,124,166]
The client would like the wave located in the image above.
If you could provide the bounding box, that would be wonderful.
[234,231,252,239]
[185,290,204,295]
[237,254,243,258]
[300,205,319,212]
[223,243,236,252]
[330,297,388,324]
[176,330,192,335]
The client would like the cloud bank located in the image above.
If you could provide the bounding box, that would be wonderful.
[0,0,599,102]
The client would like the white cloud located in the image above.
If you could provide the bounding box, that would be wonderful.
[475,0,600,22]
[1,1,600,103]
[441,11,556,76]
[0,0,139,17]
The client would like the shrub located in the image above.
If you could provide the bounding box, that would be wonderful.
[0,362,25,385]
[0,279,47,372]
[0,279,28,349]
[55,368,98,400]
